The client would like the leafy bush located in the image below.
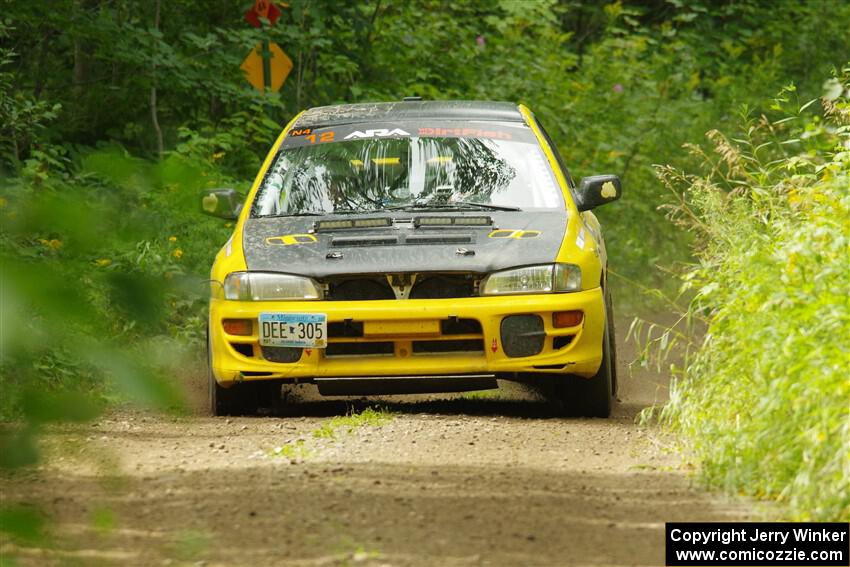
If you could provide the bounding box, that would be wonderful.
[652,70,850,520]
[0,19,61,167]
[0,145,236,431]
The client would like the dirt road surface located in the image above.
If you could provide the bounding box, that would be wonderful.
[1,320,750,566]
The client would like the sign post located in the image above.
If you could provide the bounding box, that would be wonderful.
[241,0,291,94]
[261,40,272,91]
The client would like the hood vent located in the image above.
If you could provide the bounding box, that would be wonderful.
[330,233,474,247]
[331,235,399,247]
[405,233,472,245]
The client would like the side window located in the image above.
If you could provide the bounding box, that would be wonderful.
[533,117,577,199]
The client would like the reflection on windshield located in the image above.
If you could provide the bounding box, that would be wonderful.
[252,135,561,217]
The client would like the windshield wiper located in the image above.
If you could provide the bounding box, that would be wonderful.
[263,211,324,217]
[444,201,522,211]
[262,209,390,217]
[382,202,521,212]
[328,208,386,215]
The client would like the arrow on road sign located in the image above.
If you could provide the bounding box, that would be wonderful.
[240,42,293,92]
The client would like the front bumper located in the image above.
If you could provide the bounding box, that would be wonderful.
[209,288,605,385]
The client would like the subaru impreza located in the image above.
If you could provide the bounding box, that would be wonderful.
[202,100,621,416]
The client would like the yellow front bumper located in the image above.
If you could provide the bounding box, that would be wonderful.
[209,288,605,385]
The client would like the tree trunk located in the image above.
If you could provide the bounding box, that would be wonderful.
[72,0,86,119]
[150,0,164,159]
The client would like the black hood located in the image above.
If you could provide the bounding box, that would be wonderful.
[242,210,567,278]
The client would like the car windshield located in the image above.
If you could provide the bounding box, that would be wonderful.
[251,122,563,217]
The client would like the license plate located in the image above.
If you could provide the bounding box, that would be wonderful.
[259,313,327,348]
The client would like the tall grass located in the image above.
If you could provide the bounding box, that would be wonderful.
[650,72,850,520]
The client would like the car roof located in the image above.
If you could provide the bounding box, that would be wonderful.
[291,100,525,129]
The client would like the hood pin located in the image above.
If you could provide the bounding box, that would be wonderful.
[455,248,475,256]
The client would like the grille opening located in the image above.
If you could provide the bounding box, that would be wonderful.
[230,343,254,357]
[328,321,364,337]
[441,318,482,335]
[261,346,302,363]
[326,278,394,301]
[242,371,273,376]
[553,336,574,350]
[533,363,567,370]
[324,274,479,301]
[410,275,476,299]
[325,342,394,357]
[413,339,484,354]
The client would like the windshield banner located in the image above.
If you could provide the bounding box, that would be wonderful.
[281,122,536,148]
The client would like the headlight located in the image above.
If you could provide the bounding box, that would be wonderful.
[480,264,581,295]
[223,272,322,301]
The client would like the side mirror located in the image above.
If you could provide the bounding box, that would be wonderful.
[201,188,243,220]
[575,175,622,212]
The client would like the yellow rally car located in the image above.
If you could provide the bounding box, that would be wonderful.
[202,100,621,417]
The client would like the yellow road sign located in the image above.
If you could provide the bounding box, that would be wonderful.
[241,42,292,92]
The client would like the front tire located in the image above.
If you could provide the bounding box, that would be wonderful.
[574,317,614,417]
[550,295,615,417]
[606,293,619,398]
[207,328,260,416]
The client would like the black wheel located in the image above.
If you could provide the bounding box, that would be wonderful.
[207,327,260,416]
[606,293,619,398]
[550,295,615,417]
[577,309,614,417]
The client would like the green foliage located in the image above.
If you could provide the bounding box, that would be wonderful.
[312,406,396,440]
[0,145,238,428]
[270,439,312,461]
[0,19,61,166]
[652,69,850,520]
[0,504,46,543]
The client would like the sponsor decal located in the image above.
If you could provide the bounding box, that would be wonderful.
[488,229,541,239]
[419,127,512,139]
[343,128,411,140]
[576,228,586,249]
[281,123,532,148]
[202,192,219,213]
[304,131,335,144]
[266,234,317,246]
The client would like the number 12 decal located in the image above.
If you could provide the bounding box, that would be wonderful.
[305,131,335,144]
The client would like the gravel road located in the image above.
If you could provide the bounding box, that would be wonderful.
[1,320,750,566]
